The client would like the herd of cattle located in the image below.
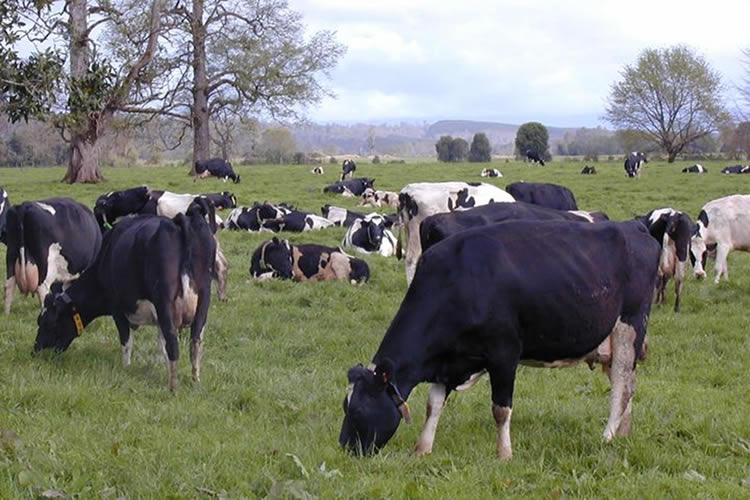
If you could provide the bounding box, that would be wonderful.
[2,155,750,460]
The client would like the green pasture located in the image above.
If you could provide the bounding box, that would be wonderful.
[0,160,748,498]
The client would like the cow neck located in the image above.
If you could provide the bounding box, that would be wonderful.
[63,271,109,327]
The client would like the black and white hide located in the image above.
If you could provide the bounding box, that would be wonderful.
[0,186,9,244]
[340,159,357,181]
[480,168,502,177]
[343,213,397,257]
[360,188,400,208]
[311,166,325,175]
[682,164,707,174]
[324,178,375,197]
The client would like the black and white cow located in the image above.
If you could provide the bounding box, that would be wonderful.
[324,178,375,197]
[224,202,294,232]
[321,205,365,227]
[250,237,370,284]
[202,192,237,211]
[480,168,502,178]
[343,214,398,257]
[505,182,578,211]
[525,149,545,165]
[339,220,659,458]
[34,212,215,391]
[636,208,693,312]
[4,198,102,315]
[690,194,750,283]
[360,188,400,209]
[194,158,240,183]
[397,182,514,284]
[260,210,334,233]
[94,186,152,231]
[340,159,357,181]
[0,187,9,244]
[311,166,325,175]
[682,164,707,174]
[624,152,647,178]
[581,166,597,175]
[720,165,750,174]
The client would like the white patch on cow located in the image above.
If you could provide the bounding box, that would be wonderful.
[155,192,196,218]
[567,210,594,223]
[324,206,349,226]
[304,214,335,230]
[648,207,676,225]
[253,271,277,281]
[122,335,134,366]
[127,300,158,326]
[341,187,356,197]
[40,243,80,298]
[493,405,513,460]
[414,383,447,456]
[345,383,354,406]
[174,274,199,327]
[36,202,56,215]
[603,317,637,441]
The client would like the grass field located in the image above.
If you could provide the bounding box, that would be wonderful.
[0,160,748,498]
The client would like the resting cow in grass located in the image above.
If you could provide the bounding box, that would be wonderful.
[324,178,375,197]
[321,205,365,227]
[581,166,597,175]
[343,213,397,257]
[682,164,707,174]
[480,168,502,178]
[360,188,399,209]
[260,210,334,233]
[720,165,750,174]
[311,166,325,175]
[339,220,659,458]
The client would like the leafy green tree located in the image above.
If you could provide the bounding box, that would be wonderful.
[515,122,550,160]
[605,45,730,163]
[450,138,468,162]
[435,135,453,162]
[468,132,492,162]
[259,127,296,164]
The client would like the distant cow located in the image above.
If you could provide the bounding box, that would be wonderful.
[691,194,750,283]
[720,165,750,174]
[506,182,578,211]
[340,159,357,181]
[250,237,369,284]
[343,213,398,257]
[311,166,325,175]
[324,178,375,197]
[321,205,365,227]
[261,210,334,233]
[581,166,597,175]
[339,220,659,458]
[682,164,707,174]
[0,187,9,244]
[34,212,216,392]
[636,208,693,312]
[397,182,514,284]
[624,152,647,178]
[224,202,293,232]
[525,149,545,165]
[480,168,502,178]
[194,158,240,183]
[360,188,399,209]
[4,198,102,315]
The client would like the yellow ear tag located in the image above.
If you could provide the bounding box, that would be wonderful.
[73,312,84,336]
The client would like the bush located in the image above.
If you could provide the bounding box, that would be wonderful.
[583,153,599,162]
[387,159,406,164]
[328,156,337,164]
[293,152,307,164]
[608,155,615,161]
[372,155,381,164]
[468,133,492,162]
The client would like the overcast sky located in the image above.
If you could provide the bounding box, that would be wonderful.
[293,0,749,127]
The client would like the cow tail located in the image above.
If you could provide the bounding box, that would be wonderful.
[173,213,193,278]
[395,225,403,260]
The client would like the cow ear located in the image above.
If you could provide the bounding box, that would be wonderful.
[272,236,280,244]
[374,358,395,387]
[347,364,368,383]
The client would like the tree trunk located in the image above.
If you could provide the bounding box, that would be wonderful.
[667,151,678,163]
[63,133,105,183]
[190,0,210,175]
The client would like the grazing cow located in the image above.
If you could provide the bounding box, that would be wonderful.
[506,182,578,211]
[321,205,365,227]
[525,149,545,165]
[249,237,369,284]
[691,194,750,283]
[194,158,240,183]
[0,187,9,244]
[94,186,152,231]
[397,182,514,284]
[720,165,750,174]
[4,198,102,315]
[624,152,647,178]
[360,188,400,209]
[581,166,597,175]
[34,213,215,391]
[343,214,398,257]
[339,220,659,458]
[636,208,693,312]
[480,168,502,178]
[340,159,357,181]
[682,164,707,174]
[311,166,325,175]
[261,210,334,233]
[324,178,375,197]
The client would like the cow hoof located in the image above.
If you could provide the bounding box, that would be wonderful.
[413,446,432,457]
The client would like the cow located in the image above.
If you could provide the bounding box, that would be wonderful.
[194,158,240,183]
[224,202,294,232]
[359,188,400,209]
[4,198,102,315]
[419,201,609,255]
[525,149,545,166]
[343,214,398,257]
[636,208,693,312]
[339,220,660,459]
[202,192,237,211]
[682,164,707,174]
[249,237,370,284]
[397,182,514,284]
[321,205,365,227]
[324,178,375,197]
[260,210,334,233]
[340,159,356,181]
[480,168,502,178]
[94,186,152,231]
[624,152,647,178]
[311,166,325,175]
[720,165,750,174]
[581,166,597,175]
[691,194,750,283]
[0,187,9,244]
[505,182,578,211]
[34,212,215,391]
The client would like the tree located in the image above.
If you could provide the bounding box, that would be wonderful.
[435,135,453,162]
[468,132,491,162]
[740,47,750,119]
[259,127,296,164]
[515,122,550,160]
[728,122,750,160]
[450,138,468,162]
[605,46,729,163]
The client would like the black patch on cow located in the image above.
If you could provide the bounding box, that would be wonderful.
[297,249,325,278]
[697,210,709,228]
[399,193,418,218]
[448,188,476,212]
[467,182,481,187]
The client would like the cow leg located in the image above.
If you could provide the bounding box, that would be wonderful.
[487,351,519,460]
[4,276,15,315]
[404,222,421,285]
[113,314,132,366]
[414,383,448,456]
[213,238,228,301]
[673,261,685,312]
[155,313,179,392]
[190,289,211,383]
[713,244,730,283]
[603,318,638,441]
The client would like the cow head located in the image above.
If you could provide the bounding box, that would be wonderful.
[348,258,370,284]
[93,186,150,231]
[251,237,293,280]
[689,223,709,280]
[359,188,377,206]
[339,359,410,455]
[361,217,385,250]
[666,212,693,262]
[34,293,84,353]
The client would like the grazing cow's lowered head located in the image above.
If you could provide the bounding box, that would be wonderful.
[93,186,151,231]
[34,292,82,352]
[250,237,293,280]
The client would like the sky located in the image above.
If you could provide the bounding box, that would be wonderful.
[293,0,749,127]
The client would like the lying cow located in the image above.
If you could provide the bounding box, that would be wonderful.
[636,208,693,312]
[506,182,578,210]
[324,178,375,197]
[343,213,398,257]
[581,166,597,175]
[224,202,294,232]
[360,188,399,209]
[624,152,647,178]
[250,237,369,284]
[261,211,334,233]
[202,192,237,211]
[480,168,502,178]
[321,205,365,227]
[339,220,659,458]
[311,166,325,175]
[0,186,9,244]
[682,164,707,174]
[34,212,216,391]
[194,158,240,183]
[691,194,750,283]
[720,165,750,174]
[525,149,545,165]
[340,159,356,181]
[397,182,514,284]
[4,198,102,315]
